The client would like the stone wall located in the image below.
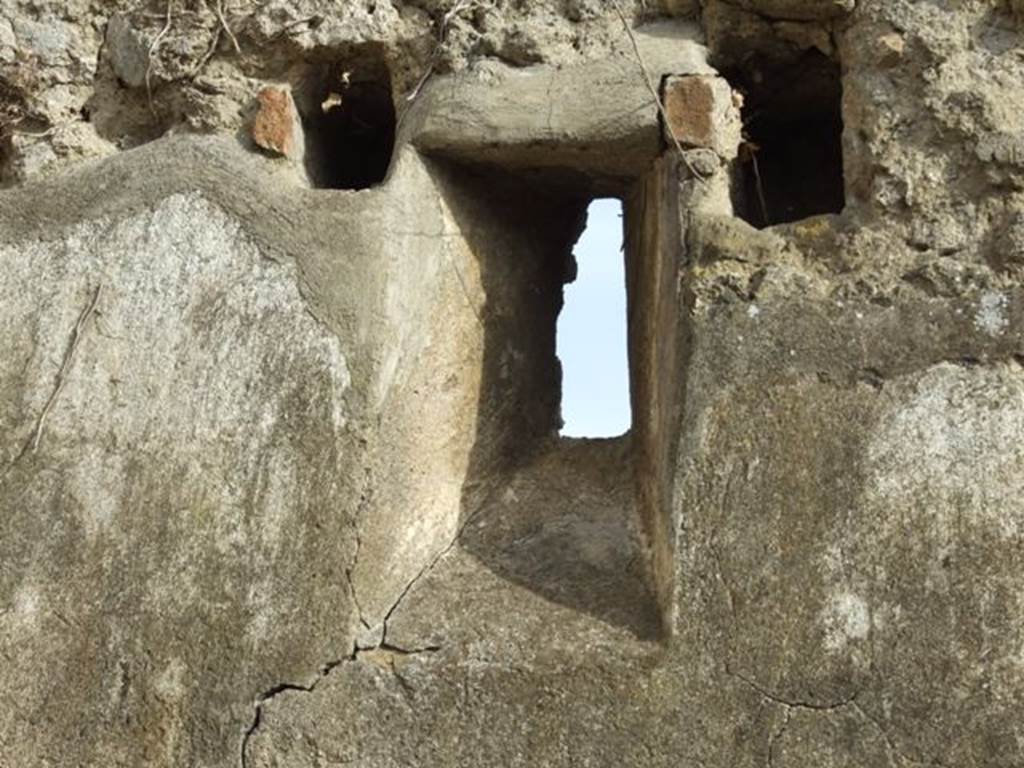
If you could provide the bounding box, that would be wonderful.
[1,1,1022,766]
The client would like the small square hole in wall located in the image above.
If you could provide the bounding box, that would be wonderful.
[726,49,845,228]
[294,53,396,190]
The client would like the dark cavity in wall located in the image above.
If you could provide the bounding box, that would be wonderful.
[0,134,13,187]
[294,51,396,190]
[724,49,845,228]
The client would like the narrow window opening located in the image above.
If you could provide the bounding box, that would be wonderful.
[726,49,845,228]
[296,55,396,190]
[556,198,632,438]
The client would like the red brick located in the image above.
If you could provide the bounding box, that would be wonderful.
[252,86,298,158]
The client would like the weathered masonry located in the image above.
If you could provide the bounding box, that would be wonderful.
[2,2,1024,767]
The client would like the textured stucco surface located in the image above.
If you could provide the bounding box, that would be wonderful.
[2,0,1024,765]
[0,187,360,766]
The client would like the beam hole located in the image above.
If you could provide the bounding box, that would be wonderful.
[726,49,845,228]
[294,53,396,190]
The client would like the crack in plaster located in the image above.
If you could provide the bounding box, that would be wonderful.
[727,667,860,712]
[238,638,441,768]
[377,485,493,647]
[239,657,346,768]
[239,486,451,768]
[238,392,496,765]
[723,666,942,768]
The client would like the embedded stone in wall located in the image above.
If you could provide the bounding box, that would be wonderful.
[252,86,303,160]
[728,0,855,20]
[662,75,742,160]
[410,21,712,189]
[875,31,906,68]
[104,14,150,88]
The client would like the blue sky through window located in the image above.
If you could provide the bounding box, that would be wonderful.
[556,198,631,438]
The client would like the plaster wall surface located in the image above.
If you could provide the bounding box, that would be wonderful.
[1,1,1023,766]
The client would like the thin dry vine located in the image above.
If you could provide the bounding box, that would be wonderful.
[29,284,103,453]
[610,0,709,185]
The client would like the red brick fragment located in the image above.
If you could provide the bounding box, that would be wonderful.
[252,86,298,158]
